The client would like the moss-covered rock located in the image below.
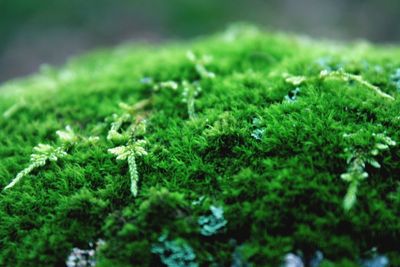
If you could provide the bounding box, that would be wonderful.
[0,25,399,266]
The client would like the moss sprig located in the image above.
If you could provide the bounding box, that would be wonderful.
[153,81,179,91]
[107,106,148,197]
[181,80,202,119]
[108,139,147,197]
[107,113,132,143]
[187,50,215,79]
[320,69,395,100]
[341,131,396,210]
[3,126,78,191]
[140,51,215,120]
[2,98,26,119]
[284,74,306,86]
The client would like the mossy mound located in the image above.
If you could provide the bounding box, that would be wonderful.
[0,25,399,266]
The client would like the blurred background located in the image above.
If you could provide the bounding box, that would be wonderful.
[1,0,400,83]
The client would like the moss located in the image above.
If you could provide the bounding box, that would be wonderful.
[0,25,399,266]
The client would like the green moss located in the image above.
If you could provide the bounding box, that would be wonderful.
[0,25,399,266]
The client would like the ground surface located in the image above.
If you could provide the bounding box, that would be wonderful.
[0,25,399,267]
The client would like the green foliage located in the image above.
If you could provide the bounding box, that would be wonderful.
[3,144,67,190]
[186,50,216,79]
[284,74,306,86]
[1,26,400,266]
[2,125,78,191]
[181,80,202,119]
[320,69,395,100]
[2,98,26,119]
[341,131,396,210]
[106,100,149,197]
[108,140,148,196]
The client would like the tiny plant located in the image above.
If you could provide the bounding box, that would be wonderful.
[153,80,179,91]
[140,76,178,92]
[2,98,26,119]
[341,131,396,210]
[187,50,215,79]
[284,74,306,86]
[181,80,202,119]
[119,99,151,114]
[107,113,132,142]
[108,139,147,197]
[141,51,215,120]
[320,69,395,100]
[3,126,78,191]
[107,107,148,197]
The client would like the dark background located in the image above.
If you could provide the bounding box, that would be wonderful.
[1,0,399,83]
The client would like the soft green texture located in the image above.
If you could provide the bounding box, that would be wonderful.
[0,25,399,266]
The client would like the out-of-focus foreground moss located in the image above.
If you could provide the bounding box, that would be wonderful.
[0,25,399,266]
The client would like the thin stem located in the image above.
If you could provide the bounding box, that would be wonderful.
[128,154,139,197]
[343,72,395,101]
[321,70,395,101]
[343,180,359,211]
[187,96,196,119]
[3,164,37,191]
